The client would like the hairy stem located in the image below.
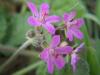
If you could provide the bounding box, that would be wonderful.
[0,39,33,73]
[0,44,39,57]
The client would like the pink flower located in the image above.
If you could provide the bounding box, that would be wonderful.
[27,2,60,34]
[64,11,84,41]
[71,43,84,72]
[40,35,72,73]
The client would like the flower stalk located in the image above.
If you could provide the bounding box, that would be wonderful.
[0,39,33,73]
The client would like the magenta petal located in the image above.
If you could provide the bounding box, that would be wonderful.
[73,18,84,28]
[56,46,73,54]
[75,43,84,52]
[66,30,73,41]
[54,55,65,69]
[64,13,69,21]
[27,16,41,26]
[47,57,54,74]
[40,48,49,61]
[27,2,38,16]
[71,53,79,72]
[40,3,49,15]
[64,11,76,21]
[50,35,60,48]
[46,15,60,23]
[42,23,55,34]
[71,27,83,40]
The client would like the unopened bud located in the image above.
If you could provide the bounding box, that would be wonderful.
[26,30,35,39]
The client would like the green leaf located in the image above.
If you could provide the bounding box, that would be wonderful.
[61,59,89,75]
[84,13,100,26]
[7,12,32,46]
[36,63,48,75]
[81,25,100,75]
[0,15,7,42]
[81,25,91,46]
[43,29,52,44]
[74,59,90,75]
[51,0,86,17]
[96,0,100,19]
[86,47,100,75]
[53,68,61,75]
[94,39,100,63]
[61,64,73,75]
[0,7,8,42]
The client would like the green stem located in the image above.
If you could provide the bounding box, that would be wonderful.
[12,61,43,75]
[20,3,27,15]
[0,44,39,57]
[0,39,33,73]
[20,0,29,15]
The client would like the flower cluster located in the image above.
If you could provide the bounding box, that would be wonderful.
[27,2,85,74]
[27,2,60,34]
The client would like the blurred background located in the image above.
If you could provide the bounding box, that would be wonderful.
[0,0,100,75]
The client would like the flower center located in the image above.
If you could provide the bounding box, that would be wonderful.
[41,12,48,23]
[67,22,71,29]
[49,49,59,58]
[64,22,71,30]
